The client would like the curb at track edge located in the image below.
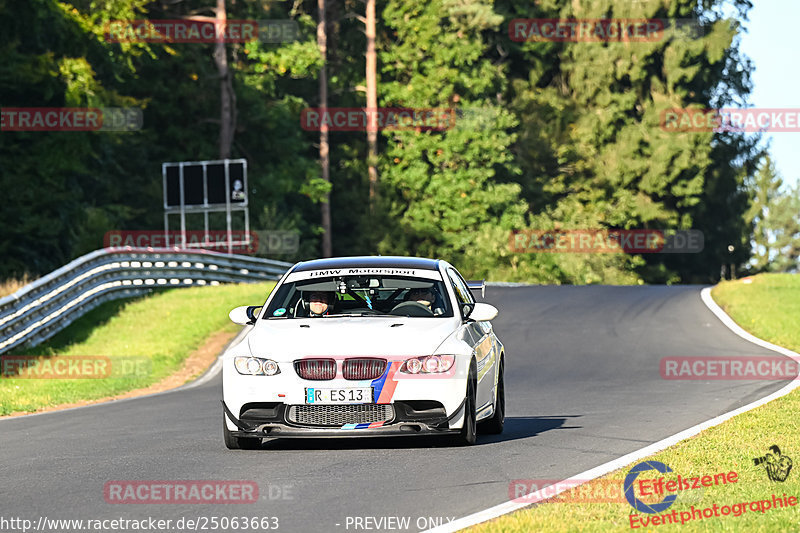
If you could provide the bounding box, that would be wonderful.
[423,286,800,533]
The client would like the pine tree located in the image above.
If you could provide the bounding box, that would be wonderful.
[746,157,800,273]
[496,0,759,283]
[375,0,527,276]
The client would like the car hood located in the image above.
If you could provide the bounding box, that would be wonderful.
[246,316,460,360]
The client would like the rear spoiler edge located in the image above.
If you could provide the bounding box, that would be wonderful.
[467,280,485,299]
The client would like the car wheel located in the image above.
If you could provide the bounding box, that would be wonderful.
[223,418,262,450]
[452,362,477,446]
[478,356,504,435]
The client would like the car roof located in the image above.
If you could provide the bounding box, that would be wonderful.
[291,256,442,273]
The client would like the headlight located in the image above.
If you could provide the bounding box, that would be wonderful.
[405,358,422,374]
[234,356,281,376]
[246,358,262,374]
[262,359,280,376]
[400,354,455,374]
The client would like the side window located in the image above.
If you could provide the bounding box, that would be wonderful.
[447,268,474,304]
[447,269,467,305]
[447,268,474,319]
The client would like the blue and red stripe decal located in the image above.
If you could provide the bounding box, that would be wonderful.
[371,361,399,404]
[340,421,386,430]
[339,363,399,430]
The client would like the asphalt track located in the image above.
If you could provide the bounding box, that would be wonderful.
[0,285,791,533]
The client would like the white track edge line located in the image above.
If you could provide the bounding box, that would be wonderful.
[424,285,800,533]
[0,325,251,422]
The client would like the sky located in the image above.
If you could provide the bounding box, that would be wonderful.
[738,1,800,189]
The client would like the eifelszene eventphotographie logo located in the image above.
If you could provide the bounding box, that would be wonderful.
[753,445,793,482]
[625,461,678,514]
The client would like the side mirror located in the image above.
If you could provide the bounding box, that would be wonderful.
[468,302,498,322]
[229,305,261,325]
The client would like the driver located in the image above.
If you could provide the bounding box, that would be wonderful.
[308,291,334,317]
[406,287,435,310]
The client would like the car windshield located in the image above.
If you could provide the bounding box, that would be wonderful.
[263,275,453,318]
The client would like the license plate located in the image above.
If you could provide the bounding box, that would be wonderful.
[305,387,373,404]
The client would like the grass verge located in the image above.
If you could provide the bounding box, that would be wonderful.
[469,273,800,532]
[0,274,36,298]
[0,282,274,415]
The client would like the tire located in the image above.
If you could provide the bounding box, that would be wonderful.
[452,362,477,446]
[478,356,504,435]
[223,418,262,450]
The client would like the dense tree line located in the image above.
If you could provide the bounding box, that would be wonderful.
[1,0,795,283]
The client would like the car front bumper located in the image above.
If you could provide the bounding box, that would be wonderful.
[222,398,465,438]
[222,356,471,437]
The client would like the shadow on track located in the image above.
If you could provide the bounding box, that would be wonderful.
[479,415,582,444]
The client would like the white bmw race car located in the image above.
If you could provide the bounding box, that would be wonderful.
[222,256,505,449]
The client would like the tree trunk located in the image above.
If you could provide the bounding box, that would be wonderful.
[318,0,332,257]
[366,0,378,213]
[214,0,235,159]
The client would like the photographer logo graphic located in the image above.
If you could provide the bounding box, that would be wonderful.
[624,461,677,514]
[753,445,793,482]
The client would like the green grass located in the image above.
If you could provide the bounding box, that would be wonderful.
[471,273,800,532]
[0,282,274,415]
[0,274,36,298]
[712,273,800,355]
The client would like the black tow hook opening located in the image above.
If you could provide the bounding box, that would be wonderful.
[400,424,422,433]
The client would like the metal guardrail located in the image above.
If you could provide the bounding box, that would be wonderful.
[0,247,292,355]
